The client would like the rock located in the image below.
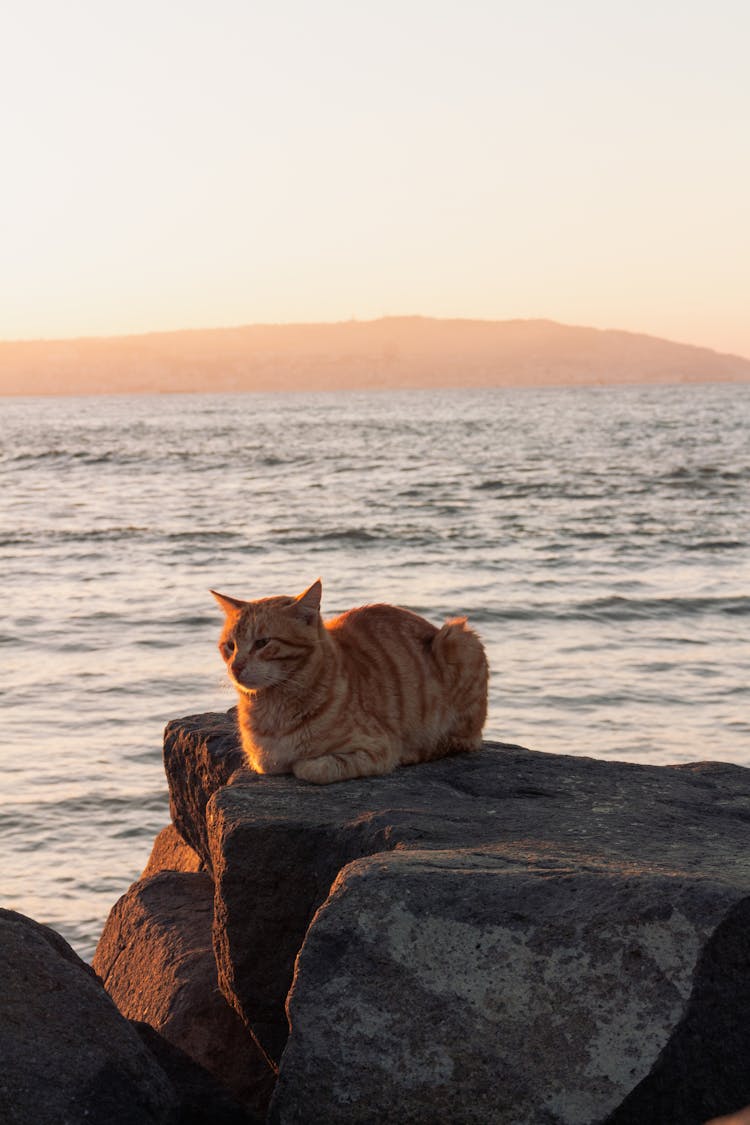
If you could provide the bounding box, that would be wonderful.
[165,712,750,1123]
[132,1021,263,1124]
[207,766,404,1064]
[93,870,275,1119]
[141,824,204,879]
[270,853,746,1125]
[163,708,244,866]
[0,908,177,1124]
[605,894,750,1124]
[705,1109,750,1125]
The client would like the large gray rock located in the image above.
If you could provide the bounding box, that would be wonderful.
[270,853,748,1125]
[165,711,750,1124]
[93,871,275,1120]
[0,908,177,1124]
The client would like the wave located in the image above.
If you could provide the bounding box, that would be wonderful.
[574,594,750,620]
[4,449,135,466]
[682,540,746,551]
[0,526,152,547]
[477,595,750,624]
[474,478,611,500]
[165,530,249,543]
[271,526,432,548]
[662,465,750,486]
[474,465,750,500]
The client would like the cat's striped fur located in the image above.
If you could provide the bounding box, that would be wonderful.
[211,579,488,784]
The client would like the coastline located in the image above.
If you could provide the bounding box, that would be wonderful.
[2,316,750,395]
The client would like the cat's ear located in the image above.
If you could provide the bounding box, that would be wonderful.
[210,590,246,615]
[293,579,322,623]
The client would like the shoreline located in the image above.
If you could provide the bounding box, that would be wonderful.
[2,375,750,399]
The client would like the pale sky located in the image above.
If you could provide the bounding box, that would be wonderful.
[1,0,749,355]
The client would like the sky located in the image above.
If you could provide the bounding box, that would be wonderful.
[1,0,749,355]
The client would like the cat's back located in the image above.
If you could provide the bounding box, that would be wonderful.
[326,602,439,649]
[319,601,487,765]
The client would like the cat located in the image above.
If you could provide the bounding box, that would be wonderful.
[211,578,489,784]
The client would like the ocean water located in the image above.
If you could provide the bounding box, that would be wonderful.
[1,384,748,959]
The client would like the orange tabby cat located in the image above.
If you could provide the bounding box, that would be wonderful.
[211,579,488,784]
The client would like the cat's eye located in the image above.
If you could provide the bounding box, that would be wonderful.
[254,637,270,650]
[220,639,236,658]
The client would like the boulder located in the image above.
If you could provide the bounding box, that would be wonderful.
[132,1021,263,1125]
[140,824,204,879]
[706,1109,750,1125]
[163,708,244,866]
[606,895,750,1124]
[164,711,750,1123]
[271,853,750,1125]
[93,870,275,1119]
[0,908,176,1124]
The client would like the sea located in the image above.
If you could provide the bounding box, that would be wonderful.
[1,384,748,959]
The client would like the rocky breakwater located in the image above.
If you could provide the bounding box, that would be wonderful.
[93,708,750,1125]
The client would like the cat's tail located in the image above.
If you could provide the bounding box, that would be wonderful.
[431,617,485,671]
[431,618,489,744]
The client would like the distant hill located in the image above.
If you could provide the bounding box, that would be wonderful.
[1,316,749,395]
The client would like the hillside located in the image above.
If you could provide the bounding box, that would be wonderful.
[1,316,749,395]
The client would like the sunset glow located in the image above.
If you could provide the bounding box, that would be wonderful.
[2,0,749,357]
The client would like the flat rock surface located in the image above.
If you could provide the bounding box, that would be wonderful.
[174,710,750,877]
[213,744,750,875]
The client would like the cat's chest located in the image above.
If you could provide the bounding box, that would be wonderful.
[247,676,349,749]
[243,692,315,755]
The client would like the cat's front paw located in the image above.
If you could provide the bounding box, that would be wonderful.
[292,755,340,785]
[293,745,396,784]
